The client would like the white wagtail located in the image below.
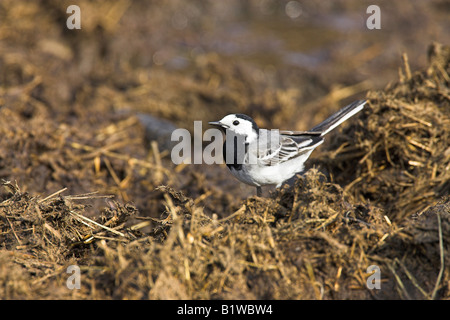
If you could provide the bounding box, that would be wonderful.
[209,100,366,196]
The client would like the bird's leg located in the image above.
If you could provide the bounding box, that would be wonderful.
[256,186,262,197]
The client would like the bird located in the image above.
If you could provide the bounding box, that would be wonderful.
[209,100,367,197]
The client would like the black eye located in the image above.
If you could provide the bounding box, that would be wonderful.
[233,120,240,126]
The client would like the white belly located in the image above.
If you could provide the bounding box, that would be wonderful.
[229,152,312,188]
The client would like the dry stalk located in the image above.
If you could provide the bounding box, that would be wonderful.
[431,213,445,300]
[68,210,125,237]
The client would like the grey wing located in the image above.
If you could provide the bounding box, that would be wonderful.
[256,132,323,166]
[254,100,366,166]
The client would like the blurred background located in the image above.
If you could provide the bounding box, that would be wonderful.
[0,0,449,206]
[2,1,448,120]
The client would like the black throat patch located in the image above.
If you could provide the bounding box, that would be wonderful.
[223,134,248,171]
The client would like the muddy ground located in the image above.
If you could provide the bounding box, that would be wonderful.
[0,1,449,299]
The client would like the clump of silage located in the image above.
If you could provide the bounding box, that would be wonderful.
[317,42,450,221]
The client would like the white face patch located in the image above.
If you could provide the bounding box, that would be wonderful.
[219,115,257,142]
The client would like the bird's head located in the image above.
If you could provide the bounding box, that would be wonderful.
[209,114,259,143]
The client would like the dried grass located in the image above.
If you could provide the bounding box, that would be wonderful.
[316,42,450,221]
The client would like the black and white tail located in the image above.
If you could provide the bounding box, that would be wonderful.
[311,100,366,136]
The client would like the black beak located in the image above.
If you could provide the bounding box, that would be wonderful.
[208,121,229,129]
